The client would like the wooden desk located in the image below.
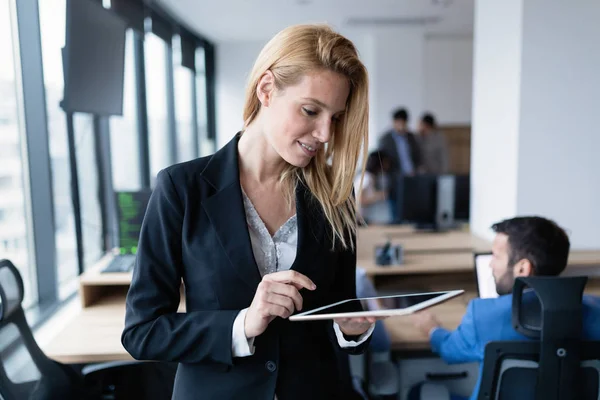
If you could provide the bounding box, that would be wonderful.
[386,284,600,352]
[359,253,474,276]
[385,292,475,351]
[357,228,490,260]
[79,252,131,308]
[42,225,600,363]
[44,292,132,364]
[44,289,186,364]
[359,250,600,278]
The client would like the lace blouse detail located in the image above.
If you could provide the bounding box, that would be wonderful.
[241,190,298,277]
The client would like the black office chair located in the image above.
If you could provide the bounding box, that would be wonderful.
[0,259,176,400]
[478,276,600,400]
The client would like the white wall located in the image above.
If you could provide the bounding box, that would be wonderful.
[423,35,473,125]
[516,0,600,249]
[214,32,475,152]
[470,0,524,240]
[215,41,265,149]
[365,29,425,143]
[471,0,600,249]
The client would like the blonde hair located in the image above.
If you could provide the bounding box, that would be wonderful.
[242,24,369,250]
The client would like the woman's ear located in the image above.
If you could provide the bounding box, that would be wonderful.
[256,70,276,107]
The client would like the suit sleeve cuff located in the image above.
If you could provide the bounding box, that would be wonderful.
[333,322,375,348]
[429,326,442,337]
[429,326,450,354]
[232,308,255,357]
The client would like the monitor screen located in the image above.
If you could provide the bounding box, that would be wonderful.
[401,174,438,224]
[62,0,127,115]
[474,253,499,299]
[116,190,151,255]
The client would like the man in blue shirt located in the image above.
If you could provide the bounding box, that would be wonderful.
[377,108,421,222]
[411,216,600,400]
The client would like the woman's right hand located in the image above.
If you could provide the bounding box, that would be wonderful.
[244,270,316,338]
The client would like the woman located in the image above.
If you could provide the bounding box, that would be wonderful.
[122,24,375,399]
[355,150,393,225]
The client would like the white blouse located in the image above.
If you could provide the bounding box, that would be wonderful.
[231,190,373,359]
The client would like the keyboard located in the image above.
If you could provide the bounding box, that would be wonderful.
[102,254,136,273]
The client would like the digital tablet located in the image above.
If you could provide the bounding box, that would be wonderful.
[289,290,464,321]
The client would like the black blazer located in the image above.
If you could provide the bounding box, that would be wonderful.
[378,129,422,174]
[121,135,368,400]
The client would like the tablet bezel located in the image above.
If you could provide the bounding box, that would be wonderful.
[288,289,465,321]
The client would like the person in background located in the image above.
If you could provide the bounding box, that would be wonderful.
[354,151,393,225]
[417,113,448,174]
[410,216,600,400]
[378,108,421,222]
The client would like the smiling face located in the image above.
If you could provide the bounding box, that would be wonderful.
[257,68,350,168]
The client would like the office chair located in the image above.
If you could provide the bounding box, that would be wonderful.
[0,259,176,400]
[478,276,600,400]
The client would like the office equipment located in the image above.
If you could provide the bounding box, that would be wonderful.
[474,253,498,299]
[103,253,136,273]
[102,190,151,274]
[437,175,456,230]
[401,174,437,228]
[454,175,470,221]
[401,174,456,231]
[289,290,464,321]
[0,259,158,399]
[375,241,404,265]
[62,0,127,115]
[478,276,600,400]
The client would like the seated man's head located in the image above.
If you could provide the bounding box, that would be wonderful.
[490,216,570,295]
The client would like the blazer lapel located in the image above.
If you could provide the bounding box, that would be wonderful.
[200,135,262,290]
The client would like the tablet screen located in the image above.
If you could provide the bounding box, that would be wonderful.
[301,292,453,316]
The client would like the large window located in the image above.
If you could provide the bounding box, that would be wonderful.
[145,33,172,184]
[74,114,104,269]
[174,37,195,163]
[39,0,78,292]
[38,0,108,288]
[0,0,36,308]
[195,47,214,157]
[109,29,141,191]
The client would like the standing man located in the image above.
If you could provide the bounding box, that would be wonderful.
[418,113,449,174]
[378,108,422,223]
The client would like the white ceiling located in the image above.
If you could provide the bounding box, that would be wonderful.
[156,0,475,43]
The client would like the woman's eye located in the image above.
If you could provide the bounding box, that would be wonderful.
[302,107,317,116]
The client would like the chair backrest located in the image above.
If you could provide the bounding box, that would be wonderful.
[0,259,78,400]
[478,276,600,400]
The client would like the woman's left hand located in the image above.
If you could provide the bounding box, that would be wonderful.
[334,317,380,336]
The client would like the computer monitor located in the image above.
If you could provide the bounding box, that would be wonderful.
[62,0,127,115]
[401,174,437,227]
[400,174,456,230]
[474,252,499,299]
[115,190,152,255]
